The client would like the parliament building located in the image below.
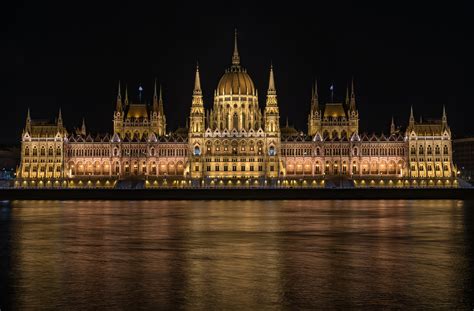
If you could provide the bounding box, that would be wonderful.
[15,33,458,188]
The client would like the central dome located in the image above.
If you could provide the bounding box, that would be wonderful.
[217,68,255,95]
[216,30,256,96]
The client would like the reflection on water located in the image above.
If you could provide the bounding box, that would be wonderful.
[0,200,473,309]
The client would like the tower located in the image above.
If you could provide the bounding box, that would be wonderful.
[390,116,396,135]
[188,63,206,178]
[113,81,124,135]
[151,80,167,136]
[264,63,280,135]
[264,64,281,177]
[348,78,359,135]
[307,80,321,136]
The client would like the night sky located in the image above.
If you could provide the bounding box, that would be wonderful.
[1,1,470,144]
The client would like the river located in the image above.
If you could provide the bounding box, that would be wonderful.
[1,200,473,309]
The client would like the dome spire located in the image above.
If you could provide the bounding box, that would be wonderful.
[232,29,240,66]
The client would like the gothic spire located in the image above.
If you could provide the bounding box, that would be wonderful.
[153,78,159,111]
[124,85,129,106]
[311,80,319,112]
[349,78,356,111]
[159,84,164,115]
[442,105,447,123]
[267,63,276,95]
[345,84,349,107]
[116,81,123,111]
[193,62,202,95]
[232,29,240,66]
[409,106,415,126]
[81,118,86,136]
[58,108,63,126]
[25,108,31,132]
[390,116,395,135]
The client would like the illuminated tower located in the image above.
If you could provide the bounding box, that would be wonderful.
[264,64,281,177]
[188,63,206,178]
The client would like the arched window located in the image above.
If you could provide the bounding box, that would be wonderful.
[411,146,416,155]
[353,147,358,156]
[443,145,449,155]
[25,147,30,156]
[194,146,201,156]
[316,147,320,156]
[268,146,276,156]
[56,147,61,156]
[48,147,53,156]
[233,113,238,130]
[435,145,440,155]
[40,147,45,156]
[418,145,424,155]
[427,145,432,155]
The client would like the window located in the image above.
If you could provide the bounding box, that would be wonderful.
[25,147,30,156]
[258,165,263,171]
[268,146,276,156]
[270,165,274,172]
[206,166,211,171]
[194,146,201,156]
[241,165,245,171]
[195,166,199,172]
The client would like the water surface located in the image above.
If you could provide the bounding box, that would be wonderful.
[1,200,473,309]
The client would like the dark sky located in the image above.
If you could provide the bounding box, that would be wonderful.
[0,1,471,144]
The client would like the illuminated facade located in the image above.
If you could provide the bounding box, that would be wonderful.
[15,32,457,188]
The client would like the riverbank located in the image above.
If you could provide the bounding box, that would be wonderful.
[1,188,474,200]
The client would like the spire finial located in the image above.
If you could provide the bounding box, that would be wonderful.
[314,80,318,99]
[81,117,86,136]
[286,117,289,127]
[351,77,355,97]
[154,78,158,99]
[232,29,240,66]
[125,85,129,105]
[349,78,356,111]
[58,108,62,121]
[267,63,276,94]
[193,62,202,95]
[442,105,447,120]
[27,108,31,121]
[345,84,350,106]
[159,84,163,103]
[390,116,395,135]
[117,81,121,99]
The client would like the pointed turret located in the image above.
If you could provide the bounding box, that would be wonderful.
[153,79,159,112]
[345,84,350,107]
[25,108,31,132]
[57,108,63,127]
[189,62,205,135]
[232,29,240,66]
[409,106,415,126]
[158,84,164,115]
[442,105,447,125]
[193,63,202,96]
[124,85,129,106]
[349,78,356,111]
[81,118,86,136]
[311,80,319,113]
[390,116,395,135]
[267,63,276,96]
[116,81,123,111]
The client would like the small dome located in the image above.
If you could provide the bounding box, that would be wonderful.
[217,68,255,96]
